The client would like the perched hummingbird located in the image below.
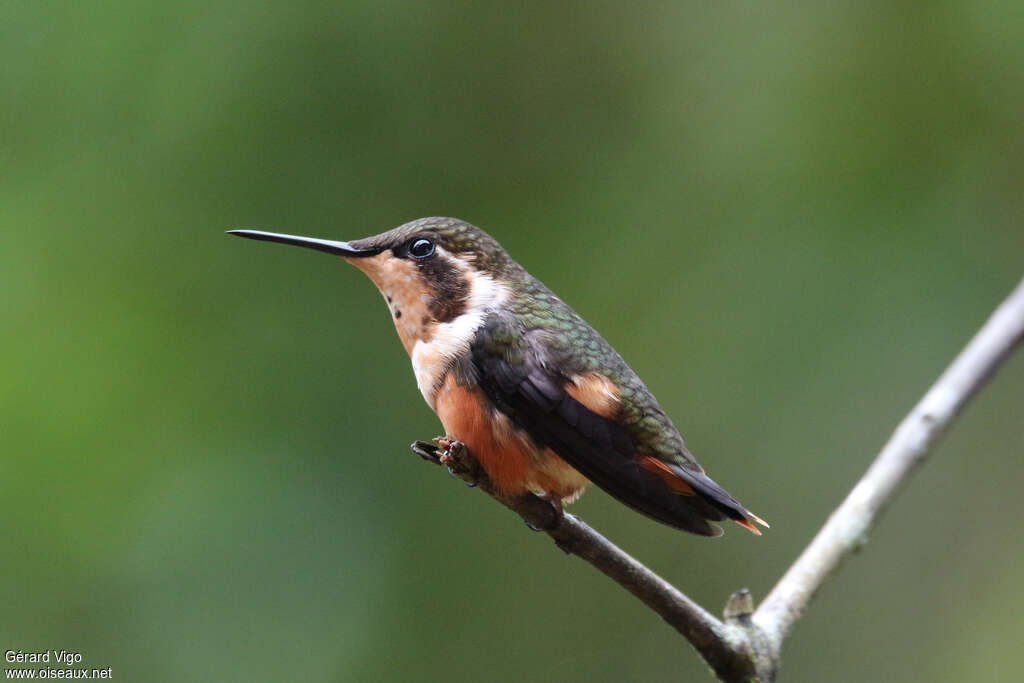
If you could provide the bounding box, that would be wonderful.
[229,217,766,536]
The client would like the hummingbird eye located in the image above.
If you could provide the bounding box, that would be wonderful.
[408,238,435,259]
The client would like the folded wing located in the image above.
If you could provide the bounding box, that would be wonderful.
[468,314,764,536]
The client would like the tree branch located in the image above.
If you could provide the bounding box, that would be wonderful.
[752,275,1024,648]
[410,439,759,680]
[410,276,1024,682]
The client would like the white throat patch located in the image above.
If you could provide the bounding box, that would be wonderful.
[412,273,509,408]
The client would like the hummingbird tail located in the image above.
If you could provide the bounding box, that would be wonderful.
[674,468,769,536]
[636,455,768,535]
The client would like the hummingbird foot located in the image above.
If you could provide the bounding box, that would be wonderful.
[411,439,565,534]
[411,440,444,465]
[423,437,483,487]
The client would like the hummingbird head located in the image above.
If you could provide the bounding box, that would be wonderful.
[229,217,518,354]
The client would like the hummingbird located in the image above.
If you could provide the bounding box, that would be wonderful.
[229,217,767,537]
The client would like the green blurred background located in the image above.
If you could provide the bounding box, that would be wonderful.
[3,2,1023,681]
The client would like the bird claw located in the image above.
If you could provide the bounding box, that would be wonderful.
[411,440,443,465]
[411,438,482,487]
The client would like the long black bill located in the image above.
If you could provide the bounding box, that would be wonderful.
[226,230,380,257]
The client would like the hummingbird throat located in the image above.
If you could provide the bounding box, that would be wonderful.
[343,249,509,406]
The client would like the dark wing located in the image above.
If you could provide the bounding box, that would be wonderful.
[468,314,732,536]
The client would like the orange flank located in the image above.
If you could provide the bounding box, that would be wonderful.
[433,375,588,501]
[565,372,621,418]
